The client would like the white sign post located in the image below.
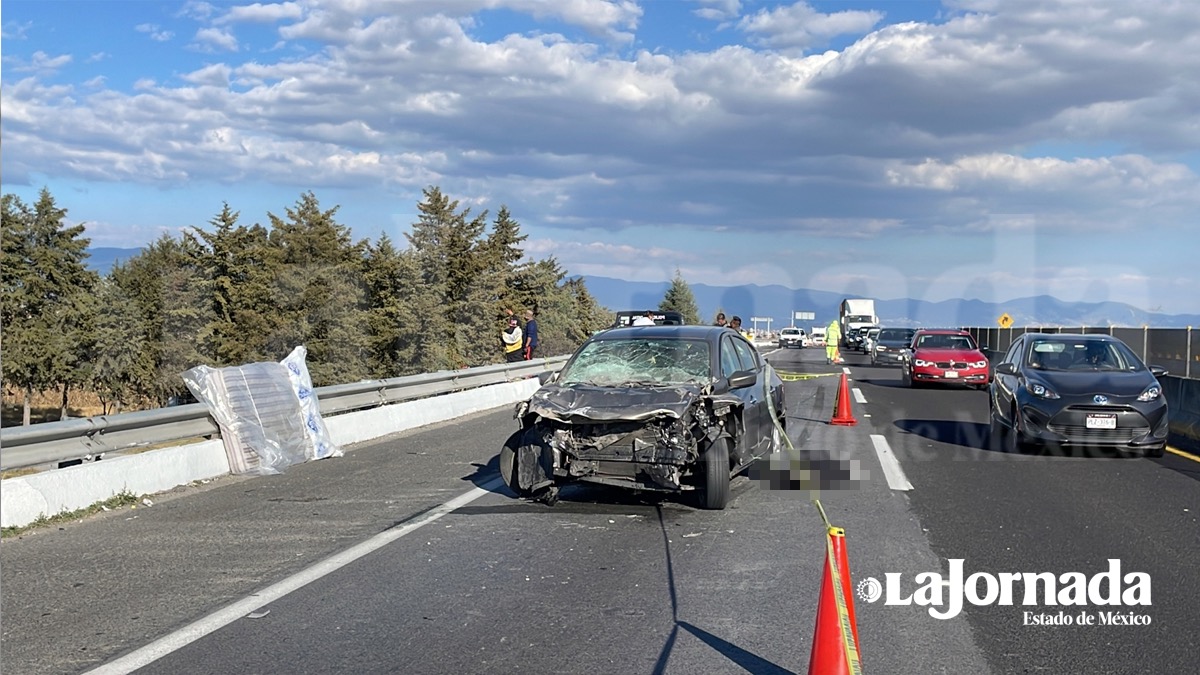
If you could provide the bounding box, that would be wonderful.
[750,316,772,335]
[793,311,815,327]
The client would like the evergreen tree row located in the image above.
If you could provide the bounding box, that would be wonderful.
[2,187,615,424]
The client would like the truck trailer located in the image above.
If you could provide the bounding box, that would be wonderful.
[839,298,879,352]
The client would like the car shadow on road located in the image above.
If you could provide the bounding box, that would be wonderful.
[852,376,907,388]
[650,503,796,675]
[895,418,995,451]
[896,418,1156,460]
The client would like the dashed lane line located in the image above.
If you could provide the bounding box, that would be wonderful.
[870,434,914,491]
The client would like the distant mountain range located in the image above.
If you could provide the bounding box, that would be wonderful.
[86,247,143,273]
[82,248,1197,328]
[579,276,1200,329]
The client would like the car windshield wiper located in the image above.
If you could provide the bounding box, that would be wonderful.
[616,379,667,387]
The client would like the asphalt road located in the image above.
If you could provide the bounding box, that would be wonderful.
[1,345,1196,674]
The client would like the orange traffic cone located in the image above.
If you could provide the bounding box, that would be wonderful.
[830,373,857,426]
[808,526,863,675]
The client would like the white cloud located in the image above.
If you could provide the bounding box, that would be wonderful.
[135,23,175,42]
[737,2,883,51]
[215,2,304,25]
[193,27,239,52]
[4,1,1200,312]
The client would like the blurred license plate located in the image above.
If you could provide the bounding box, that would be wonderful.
[944,370,958,378]
[1086,414,1117,429]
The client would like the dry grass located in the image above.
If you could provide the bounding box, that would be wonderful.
[1,388,146,428]
[1,490,141,538]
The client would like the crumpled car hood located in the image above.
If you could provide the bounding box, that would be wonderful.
[527,383,719,423]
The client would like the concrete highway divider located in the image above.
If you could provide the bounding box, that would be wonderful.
[1,367,558,530]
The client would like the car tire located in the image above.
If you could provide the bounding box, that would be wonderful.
[1005,409,1029,455]
[499,430,531,497]
[1144,444,1165,459]
[988,406,1007,451]
[701,437,732,510]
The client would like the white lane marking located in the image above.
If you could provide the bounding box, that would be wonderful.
[85,478,505,675]
[869,434,914,491]
[852,388,867,404]
[842,366,851,374]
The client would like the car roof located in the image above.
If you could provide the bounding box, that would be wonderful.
[914,328,970,335]
[595,325,732,340]
[1023,333,1115,341]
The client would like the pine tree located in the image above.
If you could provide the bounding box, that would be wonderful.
[362,234,427,377]
[266,192,370,385]
[111,234,208,406]
[188,204,281,366]
[0,189,99,423]
[659,269,702,325]
[88,277,147,414]
[404,186,493,369]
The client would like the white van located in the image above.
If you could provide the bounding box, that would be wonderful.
[810,327,827,347]
[778,327,808,349]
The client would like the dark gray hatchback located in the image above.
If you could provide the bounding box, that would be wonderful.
[988,333,1169,456]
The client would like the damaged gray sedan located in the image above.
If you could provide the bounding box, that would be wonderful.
[500,325,786,509]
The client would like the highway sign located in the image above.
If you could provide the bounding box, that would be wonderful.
[997,312,1013,328]
[794,311,815,321]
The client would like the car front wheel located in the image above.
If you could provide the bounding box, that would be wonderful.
[1005,409,1028,455]
[701,437,732,510]
[500,430,531,497]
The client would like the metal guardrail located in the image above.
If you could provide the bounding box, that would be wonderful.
[963,326,1196,379]
[0,356,570,472]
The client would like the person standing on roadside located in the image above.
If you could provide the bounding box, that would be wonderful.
[714,312,728,327]
[523,309,539,360]
[502,316,524,362]
[826,318,842,364]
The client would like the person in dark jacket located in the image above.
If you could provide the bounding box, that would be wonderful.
[523,309,539,360]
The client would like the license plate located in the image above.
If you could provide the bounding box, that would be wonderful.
[943,370,958,378]
[1086,414,1117,430]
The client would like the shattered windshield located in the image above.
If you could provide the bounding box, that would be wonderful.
[558,338,712,387]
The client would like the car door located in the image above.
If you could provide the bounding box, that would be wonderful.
[719,335,759,463]
[992,337,1024,423]
[732,336,768,458]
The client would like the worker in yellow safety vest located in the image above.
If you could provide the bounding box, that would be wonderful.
[826,319,842,364]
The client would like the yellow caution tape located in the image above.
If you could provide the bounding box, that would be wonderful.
[776,371,844,381]
[826,526,864,674]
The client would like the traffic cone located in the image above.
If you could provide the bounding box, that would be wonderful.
[830,373,857,426]
[808,526,863,675]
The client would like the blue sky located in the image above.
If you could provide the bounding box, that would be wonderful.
[3,0,1198,314]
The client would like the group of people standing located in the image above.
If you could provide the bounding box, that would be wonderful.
[713,312,753,340]
[501,309,539,363]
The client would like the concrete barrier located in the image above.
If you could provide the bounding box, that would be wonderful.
[1,378,542,529]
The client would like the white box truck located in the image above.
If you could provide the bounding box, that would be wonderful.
[839,298,879,352]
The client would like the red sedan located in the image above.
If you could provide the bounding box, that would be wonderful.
[901,329,991,389]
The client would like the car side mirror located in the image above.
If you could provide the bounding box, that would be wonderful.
[1149,365,1169,378]
[538,371,557,385]
[728,370,758,389]
[995,363,1017,376]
